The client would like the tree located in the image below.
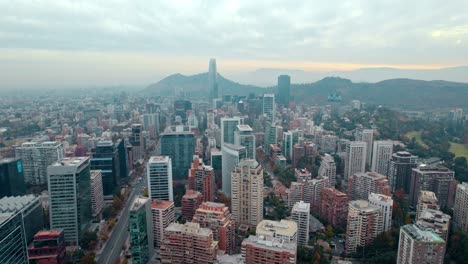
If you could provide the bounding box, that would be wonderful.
[79,252,96,264]
[325,225,334,238]
[80,231,98,250]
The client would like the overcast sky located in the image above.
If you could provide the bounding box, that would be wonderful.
[1,0,467,88]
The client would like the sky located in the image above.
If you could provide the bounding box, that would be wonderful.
[1,0,468,89]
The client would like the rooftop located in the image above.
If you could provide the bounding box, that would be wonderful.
[292,201,310,212]
[0,195,39,213]
[0,158,20,164]
[368,193,393,203]
[402,224,445,243]
[149,156,170,163]
[151,199,174,210]
[96,141,114,147]
[33,229,64,240]
[236,124,253,132]
[165,222,213,237]
[90,170,102,180]
[256,220,298,238]
[51,157,89,167]
[130,196,149,212]
[0,212,15,225]
[350,200,380,213]
[242,235,296,252]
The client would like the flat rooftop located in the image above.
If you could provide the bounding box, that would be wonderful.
[236,124,253,132]
[0,195,38,213]
[292,201,310,212]
[165,222,212,237]
[90,170,102,179]
[402,224,445,243]
[51,157,89,167]
[0,158,19,164]
[151,199,174,210]
[149,156,170,163]
[131,197,149,211]
[256,220,297,238]
[242,235,296,252]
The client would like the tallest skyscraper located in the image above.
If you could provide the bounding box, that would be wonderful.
[209,58,218,100]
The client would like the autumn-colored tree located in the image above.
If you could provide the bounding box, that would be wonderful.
[325,225,334,238]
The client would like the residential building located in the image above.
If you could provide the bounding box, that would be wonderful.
[90,170,104,218]
[0,158,26,198]
[397,224,446,264]
[368,193,393,232]
[221,143,246,195]
[345,200,383,254]
[129,196,153,264]
[295,168,312,181]
[355,128,374,166]
[453,183,468,232]
[318,154,337,187]
[321,188,348,228]
[90,140,120,196]
[221,117,243,147]
[387,151,418,193]
[0,194,44,243]
[262,94,275,121]
[292,201,310,247]
[256,220,298,245]
[348,172,391,200]
[416,209,450,241]
[277,75,291,108]
[231,159,263,228]
[416,191,440,220]
[181,190,203,222]
[409,165,455,209]
[193,202,235,255]
[151,199,175,248]
[344,141,367,180]
[0,211,28,263]
[147,156,173,201]
[15,141,64,185]
[241,235,296,264]
[371,140,393,175]
[160,222,218,263]
[234,124,256,159]
[28,229,66,264]
[287,176,330,213]
[188,157,215,202]
[48,157,92,245]
[160,131,195,179]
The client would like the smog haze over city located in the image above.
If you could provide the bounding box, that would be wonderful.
[0,1,467,264]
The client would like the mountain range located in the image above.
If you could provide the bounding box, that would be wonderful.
[143,72,468,110]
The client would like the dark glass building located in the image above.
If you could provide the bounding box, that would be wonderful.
[160,132,195,179]
[0,158,26,198]
[277,75,291,108]
[91,141,120,196]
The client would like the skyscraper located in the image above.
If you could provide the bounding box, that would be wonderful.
[129,196,153,264]
[209,58,219,100]
[348,172,391,200]
[292,201,310,247]
[0,158,26,198]
[453,183,468,233]
[221,143,246,195]
[387,151,418,193]
[130,124,144,160]
[371,140,393,175]
[151,199,175,248]
[345,200,383,254]
[48,157,92,246]
[188,157,215,202]
[234,124,256,159]
[344,141,367,180]
[355,128,374,166]
[91,140,120,196]
[193,202,235,255]
[264,121,277,155]
[147,156,174,201]
[318,154,337,187]
[15,141,64,185]
[0,210,28,263]
[262,94,275,121]
[397,224,446,264]
[277,75,291,108]
[231,159,264,228]
[90,170,104,218]
[159,131,195,179]
[368,193,393,232]
[221,117,243,147]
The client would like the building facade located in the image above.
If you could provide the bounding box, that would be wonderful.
[320,188,348,228]
[181,190,203,222]
[262,94,275,122]
[291,201,310,247]
[277,75,291,108]
[0,158,26,198]
[221,143,246,195]
[147,156,173,201]
[28,230,66,264]
[234,124,256,159]
[397,224,446,264]
[348,172,391,201]
[344,141,367,180]
[188,157,215,202]
[318,154,337,187]
[129,196,153,264]
[453,183,468,233]
[241,235,296,264]
[387,151,418,193]
[90,170,104,218]
[0,211,28,263]
[368,193,393,232]
[159,132,195,179]
[371,140,393,175]
[151,199,175,248]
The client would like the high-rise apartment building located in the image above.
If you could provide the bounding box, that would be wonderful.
[277,75,291,108]
[256,219,298,245]
[0,210,28,263]
[147,156,173,201]
[416,208,451,241]
[318,154,337,187]
[181,190,203,222]
[188,157,215,202]
[264,121,277,155]
[15,141,64,185]
[130,124,144,160]
[193,202,235,255]
[397,224,446,264]
[160,132,195,179]
[292,201,310,247]
[231,159,264,228]
[221,117,243,147]
[221,143,246,195]
[387,151,418,193]
[262,94,275,121]
[368,193,393,232]
[453,183,468,233]
[371,140,393,175]
[416,191,440,220]
[90,170,104,218]
[321,188,348,228]
[282,130,301,161]
[345,200,383,254]
[409,165,455,209]
[344,141,367,180]
[48,157,92,246]
[287,176,330,213]
[241,235,296,264]
[348,172,391,200]
[0,158,26,198]
[160,222,218,263]
[234,124,256,159]
[129,196,153,264]
[151,199,175,248]
[355,128,374,166]
[91,140,120,195]
[28,230,66,264]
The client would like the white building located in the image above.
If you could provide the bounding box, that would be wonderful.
[355,128,374,166]
[147,156,174,201]
[371,140,393,175]
[318,154,337,187]
[256,219,298,245]
[453,183,468,233]
[262,94,275,122]
[90,170,104,218]
[344,141,367,180]
[221,143,247,195]
[151,199,175,248]
[346,200,383,254]
[15,141,65,185]
[368,193,393,232]
[231,159,263,228]
[234,124,256,160]
[221,117,243,147]
[291,201,310,247]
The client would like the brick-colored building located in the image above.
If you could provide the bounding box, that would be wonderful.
[320,188,348,228]
[241,235,296,264]
[192,202,235,255]
[188,157,215,202]
[397,224,446,264]
[181,190,203,222]
[347,172,391,200]
[151,199,175,248]
[28,230,66,264]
